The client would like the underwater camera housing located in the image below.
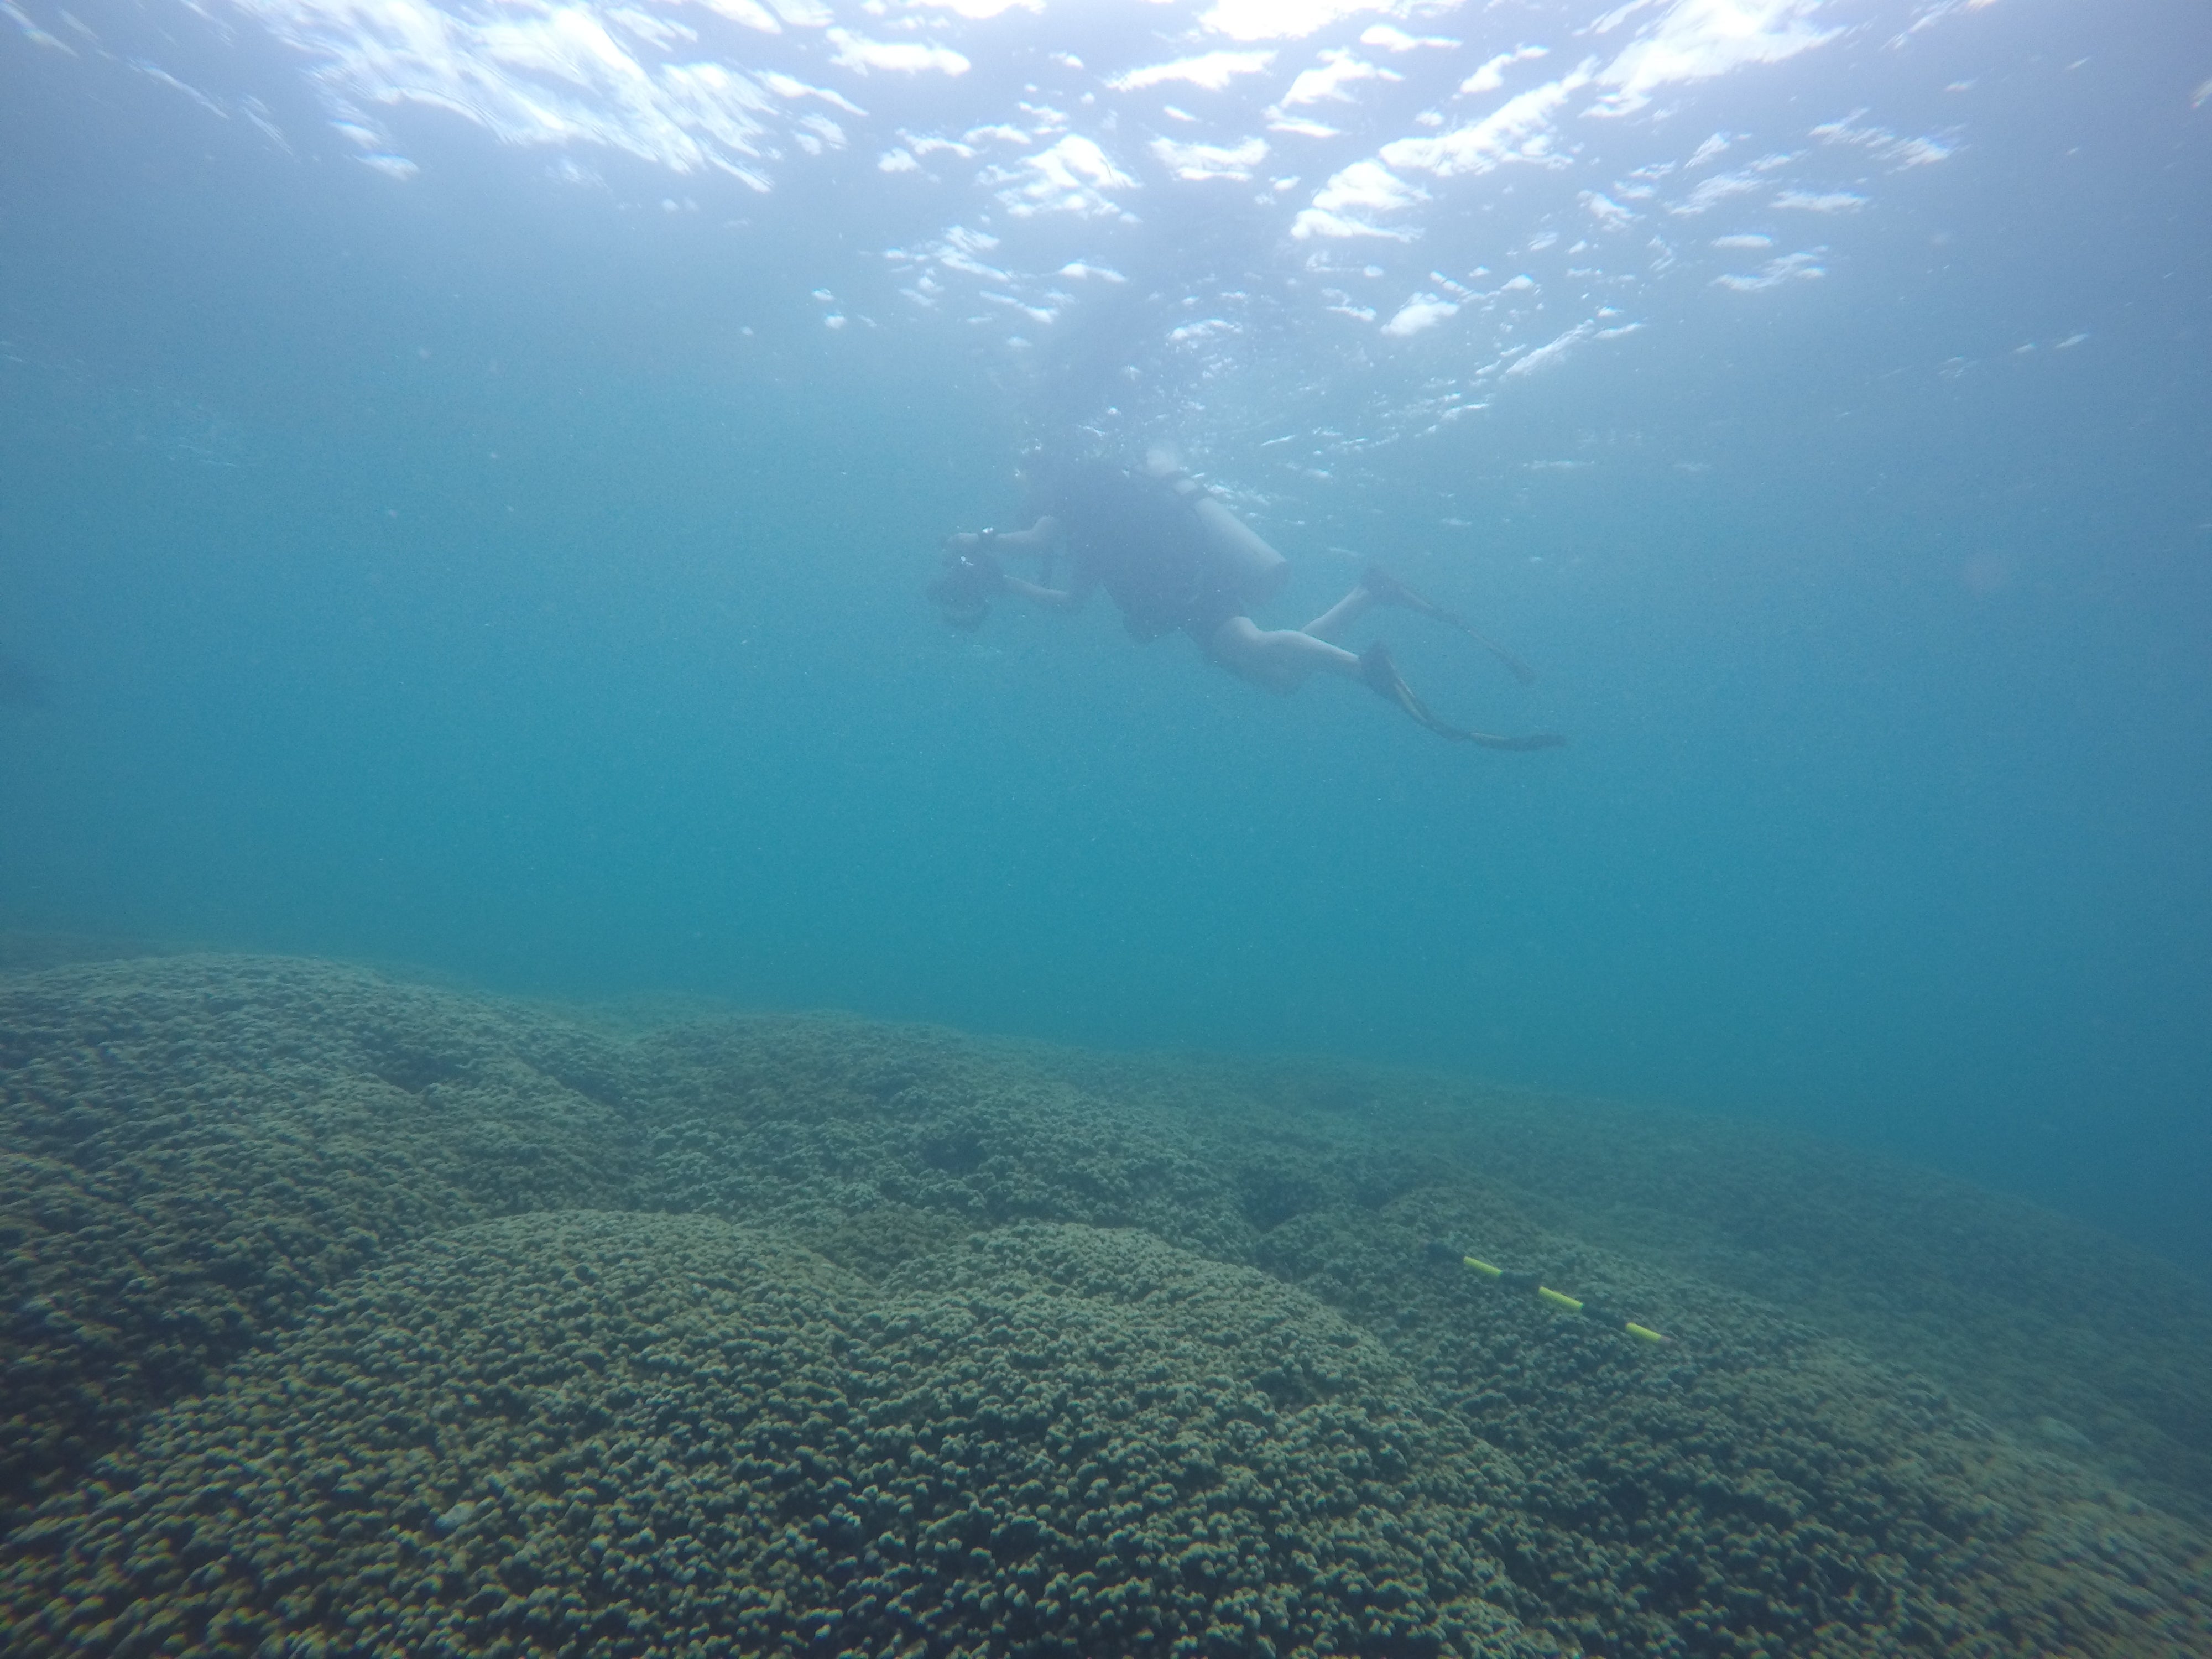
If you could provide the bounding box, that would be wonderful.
[928,535,1005,631]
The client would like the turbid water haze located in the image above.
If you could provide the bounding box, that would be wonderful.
[3,0,2209,1267]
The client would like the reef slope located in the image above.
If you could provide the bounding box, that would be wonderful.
[2,953,2206,1658]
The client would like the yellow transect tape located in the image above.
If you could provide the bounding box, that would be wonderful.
[1437,1248,1671,1344]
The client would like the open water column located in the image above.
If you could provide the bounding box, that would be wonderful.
[2,2,2209,1656]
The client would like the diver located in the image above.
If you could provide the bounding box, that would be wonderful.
[929,449,1565,750]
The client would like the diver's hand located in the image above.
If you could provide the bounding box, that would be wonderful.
[932,539,1005,596]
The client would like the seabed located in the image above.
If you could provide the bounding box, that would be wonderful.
[3,946,2208,1657]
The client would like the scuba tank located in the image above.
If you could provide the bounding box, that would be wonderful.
[1151,463,1289,606]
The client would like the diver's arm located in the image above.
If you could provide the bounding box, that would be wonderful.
[945,515,1084,608]
[946,515,1061,556]
[1003,565,1095,613]
[997,515,1061,552]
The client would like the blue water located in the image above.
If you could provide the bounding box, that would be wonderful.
[3,0,2208,1266]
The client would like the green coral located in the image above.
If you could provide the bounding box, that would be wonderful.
[3,1214,1574,1658]
[2,953,2209,1657]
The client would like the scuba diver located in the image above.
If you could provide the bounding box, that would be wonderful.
[929,449,1565,750]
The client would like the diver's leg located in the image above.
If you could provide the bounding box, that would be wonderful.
[1302,583,1376,641]
[1204,616,1361,693]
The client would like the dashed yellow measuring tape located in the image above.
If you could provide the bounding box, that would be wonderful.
[1425,1241,1670,1343]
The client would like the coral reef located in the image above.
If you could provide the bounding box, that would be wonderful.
[4,1214,1566,1658]
[0,955,637,1512]
[2,954,2208,1657]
